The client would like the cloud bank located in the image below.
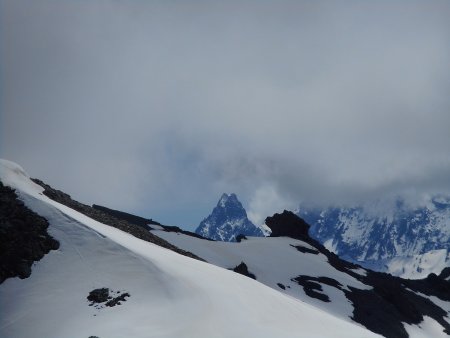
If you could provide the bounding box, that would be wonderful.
[1,1,450,227]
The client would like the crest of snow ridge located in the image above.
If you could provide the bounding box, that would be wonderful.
[195,193,264,241]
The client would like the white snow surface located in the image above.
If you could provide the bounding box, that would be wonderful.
[259,222,273,236]
[0,159,381,338]
[384,249,449,279]
[151,229,371,323]
[152,216,450,338]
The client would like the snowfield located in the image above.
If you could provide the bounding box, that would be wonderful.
[0,159,381,337]
[383,249,450,279]
[151,230,370,321]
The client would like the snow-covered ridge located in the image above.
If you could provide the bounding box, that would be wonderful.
[0,159,381,338]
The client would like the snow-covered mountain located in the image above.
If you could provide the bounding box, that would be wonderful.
[0,159,381,338]
[154,210,450,338]
[195,193,265,241]
[297,198,450,277]
[2,159,450,338]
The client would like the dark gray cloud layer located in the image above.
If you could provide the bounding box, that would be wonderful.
[1,1,450,227]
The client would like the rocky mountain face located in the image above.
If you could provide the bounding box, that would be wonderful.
[298,196,450,275]
[0,182,59,283]
[195,193,264,241]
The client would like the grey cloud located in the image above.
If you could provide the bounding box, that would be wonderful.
[1,0,450,228]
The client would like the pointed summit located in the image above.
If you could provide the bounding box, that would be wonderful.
[218,193,239,208]
[195,193,265,241]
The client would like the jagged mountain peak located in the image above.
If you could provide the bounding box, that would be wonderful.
[195,193,264,241]
[218,192,240,208]
[215,192,245,214]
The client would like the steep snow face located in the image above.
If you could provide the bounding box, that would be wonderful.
[298,199,450,275]
[195,193,265,241]
[0,160,381,338]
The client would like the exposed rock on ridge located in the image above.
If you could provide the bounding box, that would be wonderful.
[31,178,204,262]
[0,182,59,283]
[92,204,161,228]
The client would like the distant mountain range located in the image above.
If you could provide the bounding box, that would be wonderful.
[194,192,450,279]
[298,197,450,277]
[195,193,266,241]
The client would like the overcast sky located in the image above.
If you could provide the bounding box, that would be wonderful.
[1,0,450,229]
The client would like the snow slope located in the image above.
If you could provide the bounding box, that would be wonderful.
[0,159,380,338]
[152,230,369,321]
[151,221,450,338]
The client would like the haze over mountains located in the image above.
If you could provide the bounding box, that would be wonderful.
[2,1,450,228]
[2,2,450,337]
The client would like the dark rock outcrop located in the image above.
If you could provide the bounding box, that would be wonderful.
[266,210,310,240]
[277,283,286,290]
[158,224,212,240]
[290,244,319,255]
[92,204,161,228]
[236,234,247,243]
[87,288,110,303]
[94,204,209,240]
[347,272,450,338]
[265,210,450,338]
[292,276,343,303]
[105,292,130,307]
[87,287,130,308]
[0,182,59,283]
[232,262,256,280]
[31,178,204,262]
[439,267,450,280]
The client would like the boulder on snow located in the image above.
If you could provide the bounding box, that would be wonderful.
[87,288,131,308]
[87,288,110,304]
